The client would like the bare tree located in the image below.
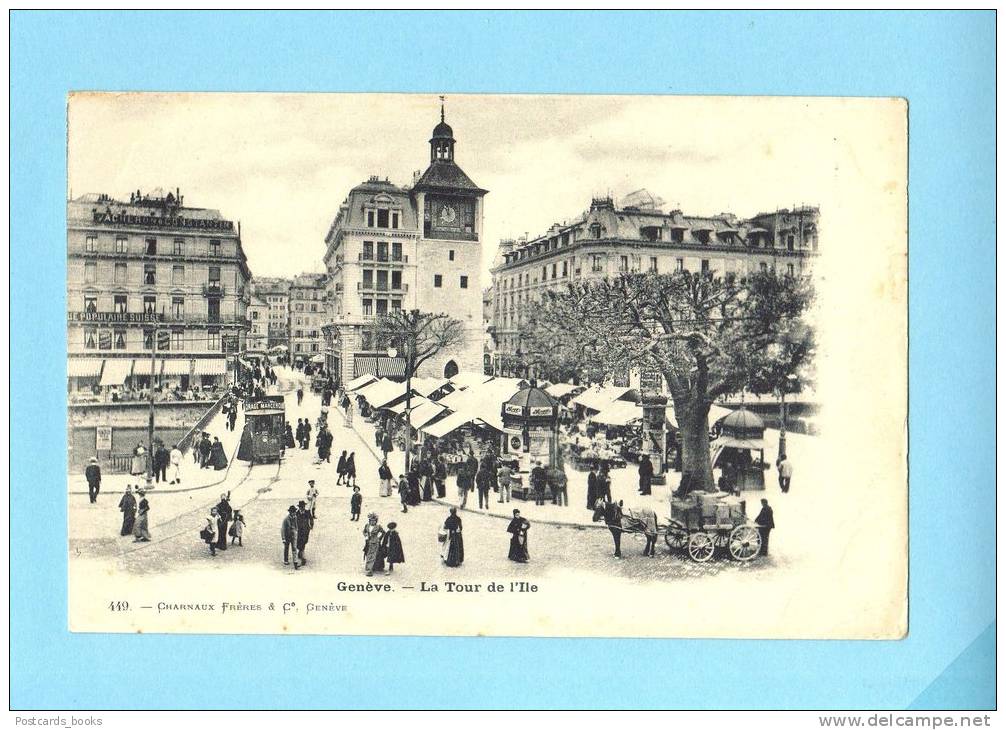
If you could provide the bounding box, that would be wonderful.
[373,308,465,471]
[525,270,814,491]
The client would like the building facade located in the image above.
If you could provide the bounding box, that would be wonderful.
[289,273,329,363]
[247,294,270,352]
[322,107,487,383]
[67,188,252,398]
[489,195,819,374]
[249,277,292,350]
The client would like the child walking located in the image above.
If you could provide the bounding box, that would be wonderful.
[229,509,245,546]
[350,486,363,521]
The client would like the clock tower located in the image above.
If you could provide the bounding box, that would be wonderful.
[411,102,488,378]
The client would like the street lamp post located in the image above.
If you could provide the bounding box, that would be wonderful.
[388,315,415,474]
[145,322,160,489]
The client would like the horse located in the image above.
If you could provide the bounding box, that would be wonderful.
[591,498,660,557]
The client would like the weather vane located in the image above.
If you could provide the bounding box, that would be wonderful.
[439,95,445,122]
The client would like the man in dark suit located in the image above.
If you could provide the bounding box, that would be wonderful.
[755,498,775,556]
[295,500,312,564]
[84,457,102,504]
[638,454,654,495]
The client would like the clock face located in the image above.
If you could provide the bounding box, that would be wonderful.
[439,204,457,224]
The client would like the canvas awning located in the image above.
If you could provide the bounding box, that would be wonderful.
[354,356,379,378]
[409,400,448,428]
[571,385,634,413]
[344,373,378,392]
[715,435,766,451]
[161,358,193,376]
[410,377,450,397]
[421,410,477,438]
[590,399,643,426]
[448,371,493,390]
[68,358,102,378]
[360,379,411,409]
[310,353,325,364]
[665,404,733,429]
[99,359,133,386]
[192,358,228,376]
[388,395,429,415]
[378,357,406,379]
[545,382,582,399]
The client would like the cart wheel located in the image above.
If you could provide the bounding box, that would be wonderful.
[728,525,762,562]
[664,525,688,551]
[687,532,715,562]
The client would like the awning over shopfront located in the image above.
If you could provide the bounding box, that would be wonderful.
[161,358,193,376]
[344,373,378,392]
[590,399,643,426]
[310,353,326,364]
[421,410,477,438]
[68,358,102,378]
[378,357,406,379]
[715,435,766,451]
[354,356,379,378]
[192,358,228,376]
[98,359,133,386]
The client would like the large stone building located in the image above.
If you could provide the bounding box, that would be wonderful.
[67,188,252,396]
[249,276,292,350]
[489,195,819,374]
[67,188,251,469]
[322,106,487,382]
[289,272,329,363]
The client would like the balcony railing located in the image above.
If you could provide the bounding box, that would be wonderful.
[202,284,226,296]
[357,282,408,293]
[358,253,409,263]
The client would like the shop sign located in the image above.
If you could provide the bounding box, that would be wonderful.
[503,404,524,416]
[528,406,554,417]
[92,209,234,231]
[69,311,164,323]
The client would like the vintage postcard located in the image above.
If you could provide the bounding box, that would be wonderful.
[66,92,907,638]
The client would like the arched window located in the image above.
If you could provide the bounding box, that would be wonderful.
[443,359,459,379]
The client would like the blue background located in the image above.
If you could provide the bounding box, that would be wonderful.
[11,11,995,710]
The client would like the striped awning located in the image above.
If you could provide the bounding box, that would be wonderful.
[162,358,193,376]
[99,359,133,386]
[192,358,228,376]
[68,358,102,378]
[354,356,379,378]
[378,357,406,379]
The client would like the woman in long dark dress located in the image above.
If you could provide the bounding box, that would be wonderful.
[441,508,464,567]
[381,522,405,573]
[507,510,530,563]
[118,485,136,536]
[209,438,228,471]
[284,422,295,450]
[345,452,357,487]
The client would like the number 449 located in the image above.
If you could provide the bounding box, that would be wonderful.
[108,601,130,611]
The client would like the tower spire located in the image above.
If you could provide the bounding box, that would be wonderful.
[439,95,445,123]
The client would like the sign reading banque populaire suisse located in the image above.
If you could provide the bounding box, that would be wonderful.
[92,208,234,230]
[68,311,164,323]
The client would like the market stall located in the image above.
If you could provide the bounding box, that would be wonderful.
[710,407,767,491]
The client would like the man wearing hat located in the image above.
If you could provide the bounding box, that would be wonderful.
[295,501,312,565]
[84,457,102,504]
[281,506,300,569]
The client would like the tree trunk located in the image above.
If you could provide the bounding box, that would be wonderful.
[674,397,715,493]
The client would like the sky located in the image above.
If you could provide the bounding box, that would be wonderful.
[68,92,871,285]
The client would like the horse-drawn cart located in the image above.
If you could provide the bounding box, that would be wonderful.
[664,491,762,562]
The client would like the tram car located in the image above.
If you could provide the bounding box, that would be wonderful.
[237,396,286,464]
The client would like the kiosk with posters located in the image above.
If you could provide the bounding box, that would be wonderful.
[501,386,560,499]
